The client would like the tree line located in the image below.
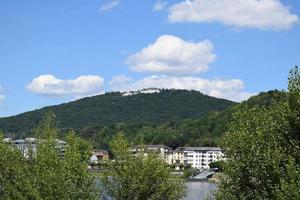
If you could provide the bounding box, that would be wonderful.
[0,113,186,200]
[215,66,300,199]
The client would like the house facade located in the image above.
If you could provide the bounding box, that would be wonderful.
[132,145,224,169]
[4,138,66,158]
[173,147,185,164]
[90,149,109,164]
[132,145,174,165]
[183,147,224,170]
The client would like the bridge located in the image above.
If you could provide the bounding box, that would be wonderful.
[193,169,214,180]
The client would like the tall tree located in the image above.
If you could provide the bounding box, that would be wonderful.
[101,133,186,200]
[0,112,99,199]
[214,66,300,200]
[288,65,300,142]
[0,133,39,200]
[32,112,98,199]
[61,130,98,199]
[32,112,65,199]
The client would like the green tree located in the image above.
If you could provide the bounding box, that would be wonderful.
[32,112,98,199]
[61,130,98,199]
[209,160,225,172]
[0,133,39,200]
[215,66,300,200]
[288,65,300,142]
[32,112,65,199]
[101,133,186,200]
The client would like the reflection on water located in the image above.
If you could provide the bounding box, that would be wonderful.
[99,181,217,200]
[184,182,217,200]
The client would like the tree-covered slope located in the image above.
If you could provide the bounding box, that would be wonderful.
[241,89,287,108]
[0,89,236,136]
[77,90,287,149]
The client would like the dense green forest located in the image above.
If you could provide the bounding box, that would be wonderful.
[0,89,287,149]
[0,89,235,136]
[80,90,286,149]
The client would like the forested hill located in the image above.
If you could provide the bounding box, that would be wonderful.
[0,89,236,136]
[83,90,287,149]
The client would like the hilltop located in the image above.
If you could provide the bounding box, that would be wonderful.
[0,89,236,137]
[0,89,287,149]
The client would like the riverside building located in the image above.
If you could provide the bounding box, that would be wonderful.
[132,145,174,165]
[183,147,224,170]
[3,138,66,158]
[132,145,224,169]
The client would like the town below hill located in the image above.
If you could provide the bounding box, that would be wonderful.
[6,137,224,180]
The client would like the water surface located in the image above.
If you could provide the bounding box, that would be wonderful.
[184,182,217,200]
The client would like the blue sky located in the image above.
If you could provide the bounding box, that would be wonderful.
[0,0,299,117]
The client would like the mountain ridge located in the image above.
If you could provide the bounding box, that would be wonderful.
[0,89,236,137]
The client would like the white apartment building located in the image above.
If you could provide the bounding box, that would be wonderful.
[12,138,37,158]
[132,145,173,165]
[132,145,224,169]
[4,138,66,158]
[173,147,185,164]
[183,147,224,170]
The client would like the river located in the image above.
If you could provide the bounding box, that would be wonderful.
[185,182,217,200]
[99,181,217,200]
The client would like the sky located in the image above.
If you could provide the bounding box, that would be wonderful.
[0,0,299,117]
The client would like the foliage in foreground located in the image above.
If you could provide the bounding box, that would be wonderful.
[100,133,186,200]
[0,113,98,200]
[215,66,300,200]
[208,160,225,172]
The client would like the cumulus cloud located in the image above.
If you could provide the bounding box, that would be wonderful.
[168,0,299,30]
[109,75,255,102]
[153,1,168,11]
[27,75,104,97]
[126,35,216,75]
[99,0,119,12]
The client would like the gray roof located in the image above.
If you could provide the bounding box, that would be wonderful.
[134,144,170,149]
[174,147,186,152]
[92,149,109,154]
[14,139,26,144]
[184,147,222,151]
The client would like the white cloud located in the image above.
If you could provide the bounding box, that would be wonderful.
[168,0,299,30]
[126,35,216,75]
[109,75,255,102]
[154,1,168,11]
[27,75,104,97]
[99,0,119,12]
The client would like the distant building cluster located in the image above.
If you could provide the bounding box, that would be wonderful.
[3,138,67,158]
[132,145,224,170]
[4,138,224,170]
[121,88,161,96]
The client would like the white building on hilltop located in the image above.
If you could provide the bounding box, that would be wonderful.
[121,88,161,96]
